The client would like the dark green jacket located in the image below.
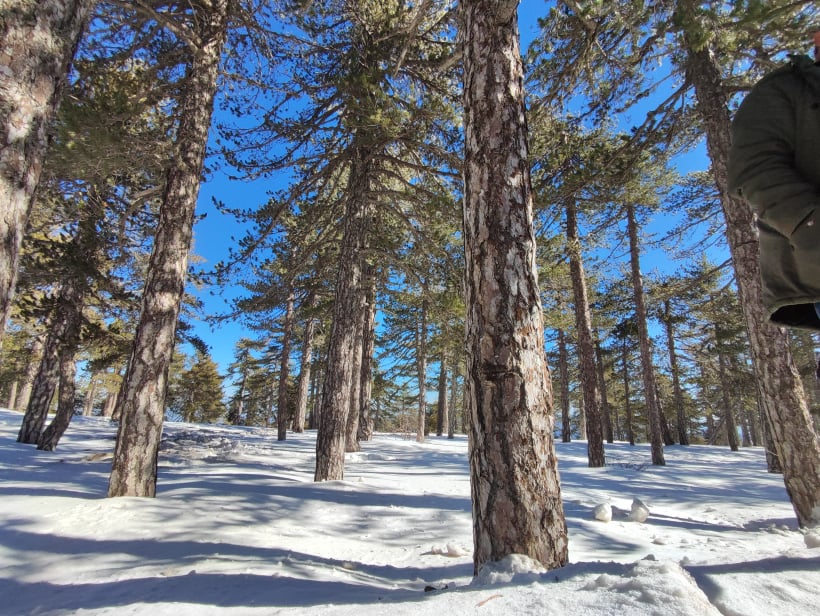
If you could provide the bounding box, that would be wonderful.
[728,55,820,331]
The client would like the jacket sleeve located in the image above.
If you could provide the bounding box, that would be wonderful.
[728,73,819,238]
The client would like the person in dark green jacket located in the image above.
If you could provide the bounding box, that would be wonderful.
[728,32,820,332]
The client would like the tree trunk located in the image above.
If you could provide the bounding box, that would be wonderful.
[448,356,459,438]
[82,373,98,417]
[625,203,665,465]
[594,337,614,443]
[0,0,94,346]
[682,20,820,525]
[345,301,366,453]
[566,200,604,466]
[415,300,428,443]
[436,350,448,437]
[15,334,44,412]
[461,0,568,574]
[108,1,229,497]
[622,338,635,446]
[358,276,377,442]
[557,328,571,442]
[277,291,295,441]
[6,381,18,410]
[663,300,689,445]
[716,339,740,452]
[314,147,372,481]
[36,351,77,450]
[293,320,315,433]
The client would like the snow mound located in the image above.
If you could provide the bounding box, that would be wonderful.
[593,502,612,522]
[471,554,546,586]
[629,498,650,522]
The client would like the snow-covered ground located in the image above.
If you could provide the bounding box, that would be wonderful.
[1,408,818,615]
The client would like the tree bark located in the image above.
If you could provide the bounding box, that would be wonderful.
[461,0,568,573]
[594,337,614,443]
[621,337,635,446]
[14,333,44,412]
[345,299,366,453]
[625,203,665,465]
[716,340,739,452]
[357,275,377,442]
[566,200,604,466]
[314,146,372,481]
[557,328,571,442]
[36,350,76,450]
[0,0,94,346]
[108,0,229,497]
[681,17,820,525]
[662,300,689,445]
[277,291,295,441]
[293,309,316,433]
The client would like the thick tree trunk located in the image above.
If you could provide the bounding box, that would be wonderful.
[293,313,315,433]
[277,291,295,441]
[625,203,665,465]
[415,300,428,443]
[557,328,571,442]
[566,200,604,466]
[0,0,94,345]
[357,276,376,442]
[461,0,568,574]
[594,337,614,443]
[314,148,372,481]
[683,27,820,525]
[108,1,229,497]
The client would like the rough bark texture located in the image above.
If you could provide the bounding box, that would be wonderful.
[314,147,371,481]
[682,24,820,525]
[0,0,93,345]
[277,291,295,441]
[626,203,665,465]
[36,350,77,450]
[566,200,604,466]
[108,0,229,497]
[461,0,568,573]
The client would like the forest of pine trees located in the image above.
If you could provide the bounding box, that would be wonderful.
[1,0,819,572]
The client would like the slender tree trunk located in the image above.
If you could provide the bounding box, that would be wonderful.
[293,312,316,433]
[108,1,229,497]
[663,301,689,445]
[314,147,372,481]
[566,200,604,466]
[415,300,428,443]
[6,381,17,410]
[594,337,614,443]
[462,0,568,573]
[682,20,820,525]
[622,338,635,446]
[558,328,571,442]
[0,0,94,345]
[277,291,295,441]
[448,355,459,438]
[358,276,377,442]
[82,373,98,417]
[625,203,665,465]
[716,340,740,452]
[436,350,448,437]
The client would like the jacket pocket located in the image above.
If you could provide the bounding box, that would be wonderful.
[790,209,818,251]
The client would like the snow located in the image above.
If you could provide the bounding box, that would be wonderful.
[1,408,818,616]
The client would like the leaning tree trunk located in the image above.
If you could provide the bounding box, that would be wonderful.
[108,0,229,497]
[314,146,372,481]
[0,0,94,346]
[17,282,79,443]
[625,203,665,465]
[461,0,568,574]
[14,333,44,413]
[277,291,295,441]
[682,22,820,526]
[415,299,428,443]
[566,200,605,466]
[557,328,571,443]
